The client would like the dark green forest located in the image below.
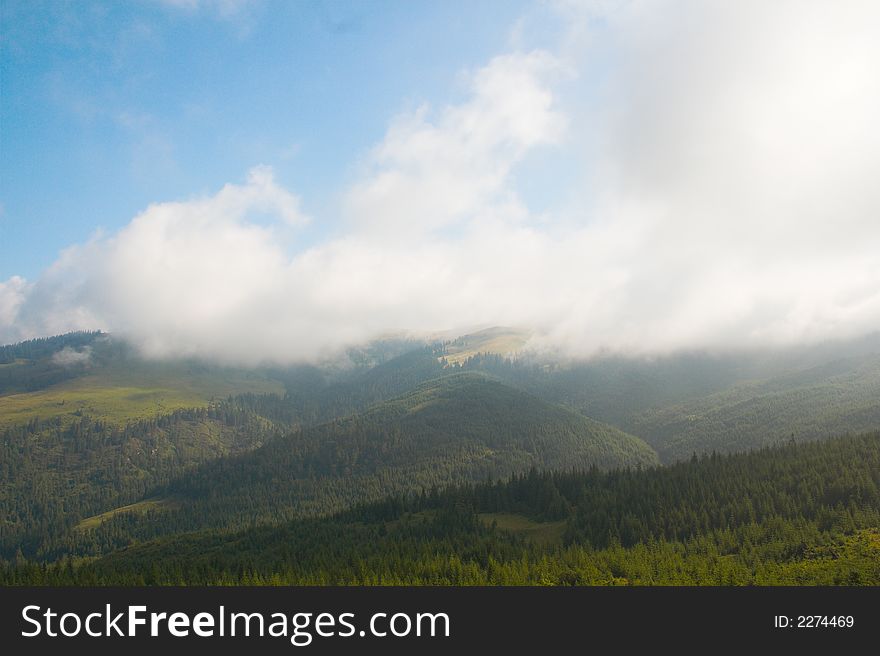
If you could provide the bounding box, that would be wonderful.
[4,433,878,585]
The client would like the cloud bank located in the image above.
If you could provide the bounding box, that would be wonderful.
[3,1,880,363]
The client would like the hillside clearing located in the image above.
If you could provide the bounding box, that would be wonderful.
[478,513,566,546]
[75,498,175,531]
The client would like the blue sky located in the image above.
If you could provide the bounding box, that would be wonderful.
[1,0,545,280]
[2,1,879,361]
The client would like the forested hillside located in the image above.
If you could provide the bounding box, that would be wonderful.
[0,405,278,558]
[170,373,657,519]
[6,433,877,586]
[0,337,460,560]
[27,373,656,560]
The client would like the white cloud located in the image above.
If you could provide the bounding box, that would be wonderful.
[51,346,92,367]
[0,276,28,335]
[345,51,566,239]
[542,0,880,354]
[3,2,880,363]
[3,168,311,361]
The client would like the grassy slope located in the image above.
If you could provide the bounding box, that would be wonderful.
[0,360,284,429]
[75,498,174,531]
[442,327,530,365]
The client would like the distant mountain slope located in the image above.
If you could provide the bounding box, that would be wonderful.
[632,354,880,461]
[63,373,657,556]
[267,346,447,426]
[460,334,880,462]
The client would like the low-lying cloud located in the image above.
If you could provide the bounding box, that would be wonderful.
[51,346,93,367]
[2,1,879,363]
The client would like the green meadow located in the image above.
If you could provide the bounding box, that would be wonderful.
[0,361,284,429]
[478,513,567,546]
[75,498,175,532]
